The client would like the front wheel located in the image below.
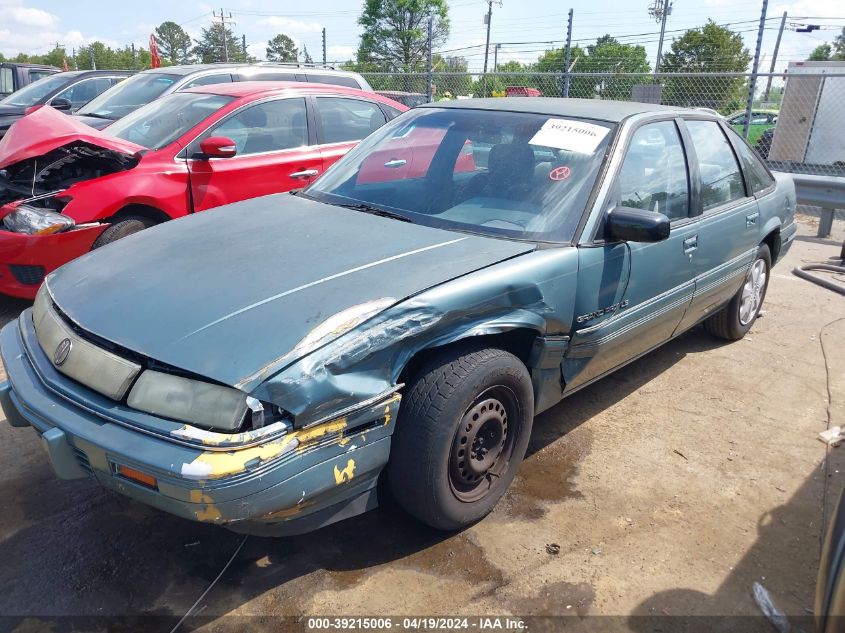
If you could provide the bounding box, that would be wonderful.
[92,216,155,249]
[388,346,534,530]
[704,244,771,340]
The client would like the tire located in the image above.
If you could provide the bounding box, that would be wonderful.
[92,216,155,249]
[704,244,771,341]
[388,345,534,531]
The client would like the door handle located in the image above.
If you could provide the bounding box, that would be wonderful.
[289,169,319,179]
[683,235,698,254]
[746,211,759,227]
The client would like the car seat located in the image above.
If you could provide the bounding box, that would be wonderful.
[242,107,277,154]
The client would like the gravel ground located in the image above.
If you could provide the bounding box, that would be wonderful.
[0,216,842,632]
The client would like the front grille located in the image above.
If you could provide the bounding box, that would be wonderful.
[71,446,93,476]
[9,264,45,285]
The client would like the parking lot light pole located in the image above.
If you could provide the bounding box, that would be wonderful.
[763,11,787,102]
[743,0,769,139]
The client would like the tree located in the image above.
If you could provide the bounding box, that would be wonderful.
[155,21,192,65]
[302,45,314,64]
[834,27,845,59]
[808,43,832,61]
[266,34,298,62]
[534,35,650,98]
[660,21,752,112]
[192,23,244,63]
[356,0,449,72]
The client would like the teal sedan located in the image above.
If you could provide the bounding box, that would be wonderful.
[0,99,797,536]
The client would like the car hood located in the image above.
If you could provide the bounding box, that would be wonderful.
[47,194,535,391]
[0,105,144,169]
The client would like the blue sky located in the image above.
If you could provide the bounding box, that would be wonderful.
[0,0,843,72]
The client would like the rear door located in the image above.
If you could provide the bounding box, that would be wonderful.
[675,118,762,332]
[313,96,388,170]
[564,119,699,391]
[187,96,322,212]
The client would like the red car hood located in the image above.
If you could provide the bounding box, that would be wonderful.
[0,105,145,170]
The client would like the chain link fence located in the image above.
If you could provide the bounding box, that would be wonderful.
[363,70,845,178]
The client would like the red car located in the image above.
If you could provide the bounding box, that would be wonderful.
[0,82,406,298]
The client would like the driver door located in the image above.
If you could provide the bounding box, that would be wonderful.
[563,119,699,391]
[187,97,322,212]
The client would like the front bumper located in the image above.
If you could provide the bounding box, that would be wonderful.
[0,225,106,299]
[0,313,400,535]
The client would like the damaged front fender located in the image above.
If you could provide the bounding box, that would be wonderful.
[250,247,581,426]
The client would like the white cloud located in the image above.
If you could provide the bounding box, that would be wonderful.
[11,6,57,28]
[257,16,322,33]
[0,1,118,57]
[327,45,355,60]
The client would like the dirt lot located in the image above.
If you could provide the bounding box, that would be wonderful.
[0,216,842,631]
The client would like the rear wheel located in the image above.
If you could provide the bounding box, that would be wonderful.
[388,345,533,530]
[704,244,771,340]
[92,215,156,249]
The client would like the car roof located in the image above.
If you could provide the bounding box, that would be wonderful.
[184,80,377,100]
[142,63,360,77]
[0,62,58,70]
[47,70,133,79]
[421,97,693,123]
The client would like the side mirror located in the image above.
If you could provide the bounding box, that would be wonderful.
[50,98,73,112]
[197,136,238,159]
[606,206,670,243]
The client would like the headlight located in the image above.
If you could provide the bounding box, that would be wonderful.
[128,370,248,431]
[3,205,74,235]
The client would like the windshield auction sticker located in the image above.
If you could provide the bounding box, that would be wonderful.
[530,118,609,154]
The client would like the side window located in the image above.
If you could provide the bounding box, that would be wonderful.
[316,97,386,144]
[614,121,690,220]
[29,71,55,82]
[205,98,308,156]
[381,104,404,121]
[732,135,775,194]
[0,68,13,94]
[686,120,746,211]
[182,74,233,89]
[306,74,360,89]
[53,78,115,108]
[248,72,297,82]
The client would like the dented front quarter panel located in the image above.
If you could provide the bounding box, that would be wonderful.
[252,246,581,426]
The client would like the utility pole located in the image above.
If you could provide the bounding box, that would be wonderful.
[426,14,434,102]
[493,43,500,72]
[650,0,672,73]
[213,8,235,62]
[90,48,96,70]
[743,0,768,139]
[482,0,495,96]
[763,11,787,102]
[242,34,247,61]
[131,43,136,69]
[322,28,327,65]
[563,8,573,97]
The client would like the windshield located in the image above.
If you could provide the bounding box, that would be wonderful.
[0,74,72,107]
[77,72,180,120]
[106,92,235,150]
[305,107,615,242]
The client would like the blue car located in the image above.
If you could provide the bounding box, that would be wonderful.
[0,98,797,536]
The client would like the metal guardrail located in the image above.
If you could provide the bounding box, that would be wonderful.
[787,173,845,238]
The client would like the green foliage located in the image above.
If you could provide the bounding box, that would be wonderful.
[807,29,845,61]
[357,0,449,72]
[266,34,298,62]
[192,23,245,63]
[302,46,314,64]
[155,21,192,65]
[660,20,751,112]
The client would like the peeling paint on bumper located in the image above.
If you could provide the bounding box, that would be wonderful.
[0,317,401,534]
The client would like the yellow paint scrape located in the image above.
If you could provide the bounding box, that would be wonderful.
[334,459,356,484]
[182,418,348,480]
